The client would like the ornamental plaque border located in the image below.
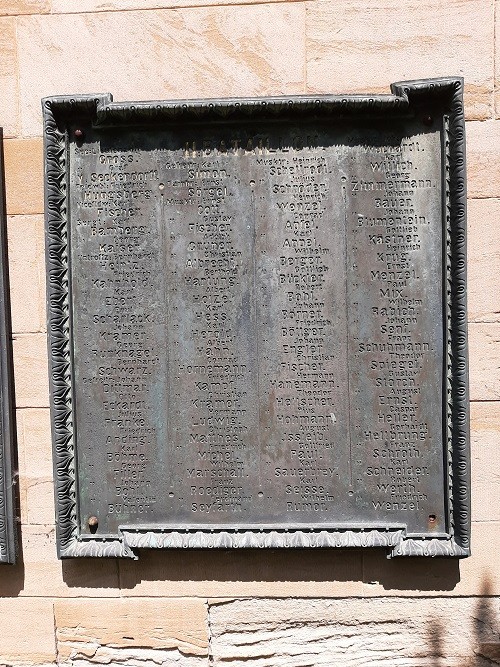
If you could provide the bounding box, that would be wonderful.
[0,128,18,564]
[43,78,470,559]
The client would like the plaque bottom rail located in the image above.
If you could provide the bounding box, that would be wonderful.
[61,524,470,559]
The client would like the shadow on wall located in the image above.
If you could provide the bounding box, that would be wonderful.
[54,547,462,592]
[0,544,464,595]
[427,577,500,666]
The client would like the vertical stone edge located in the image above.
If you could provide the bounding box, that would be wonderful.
[0,127,19,563]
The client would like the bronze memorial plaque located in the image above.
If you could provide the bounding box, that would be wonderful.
[0,128,18,564]
[43,78,470,558]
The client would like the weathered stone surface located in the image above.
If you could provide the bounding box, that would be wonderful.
[17,407,52,482]
[469,323,500,400]
[18,6,305,136]
[0,0,49,14]
[7,214,46,333]
[16,410,28,523]
[55,598,208,664]
[12,333,50,407]
[467,121,500,198]
[25,472,54,524]
[52,0,290,11]
[496,0,500,118]
[0,18,19,137]
[306,0,493,121]
[209,597,500,666]
[118,548,364,597]
[471,402,500,522]
[4,138,44,214]
[0,524,121,597]
[0,598,56,663]
[467,198,500,323]
[16,407,53,525]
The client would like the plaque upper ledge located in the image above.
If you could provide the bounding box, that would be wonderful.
[42,77,464,126]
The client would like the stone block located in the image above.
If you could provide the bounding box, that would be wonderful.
[18,6,306,136]
[0,18,19,137]
[471,401,500,522]
[52,0,288,11]
[55,598,208,664]
[17,407,52,479]
[469,323,500,400]
[12,333,49,407]
[496,0,500,117]
[118,548,364,597]
[0,598,56,664]
[17,408,54,524]
[467,120,500,198]
[306,0,494,121]
[0,0,50,14]
[467,198,500,323]
[16,430,28,523]
[25,476,54,524]
[0,524,121,597]
[208,596,500,666]
[7,214,46,334]
[4,138,44,214]
[362,522,500,597]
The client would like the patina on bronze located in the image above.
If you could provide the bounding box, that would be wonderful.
[43,79,470,559]
[0,128,18,564]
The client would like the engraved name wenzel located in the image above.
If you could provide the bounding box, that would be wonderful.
[62,95,453,550]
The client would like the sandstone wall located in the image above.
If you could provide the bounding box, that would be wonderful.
[0,0,498,665]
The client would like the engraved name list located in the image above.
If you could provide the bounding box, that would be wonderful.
[69,120,445,536]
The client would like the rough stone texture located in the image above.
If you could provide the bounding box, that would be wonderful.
[3,138,44,214]
[17,408,52,487]
[52,0,292,11]
[12,333,50,407]
[0,18,19,138]
[208,597,500,666]
[306,0,494,121]
[471,402,500,522]
[467,199,500,323]
[497,0,500,118]
[467,121,500,198]
[17,5,306,137]
[0,0,50,15]
[0,525,121,597]
[469,323,500,400]
[16,407,53,525]
[0,598,57,664]
[7,214,46,334]
[118,548,364,598]
[55,598,208,665]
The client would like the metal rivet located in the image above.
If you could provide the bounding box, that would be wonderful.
[88,516,98,532]
[74,129,84,140]
[428,514,437,523]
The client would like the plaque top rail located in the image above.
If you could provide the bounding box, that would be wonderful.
[43,78,469,559]
[44,77,462,123]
